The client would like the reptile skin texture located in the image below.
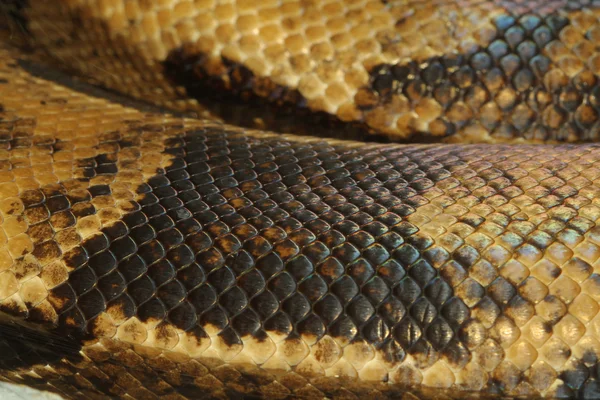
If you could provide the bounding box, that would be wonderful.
[2,1,600,399]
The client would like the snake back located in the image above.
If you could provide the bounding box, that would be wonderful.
[2,1,600,399]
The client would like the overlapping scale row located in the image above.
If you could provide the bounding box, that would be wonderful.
[2,41,600,394]
[5,6,600,400]
[22,123,600,397]
[361,7,600,141]
[12,0,600,141]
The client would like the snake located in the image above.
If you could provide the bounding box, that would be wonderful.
[2,0,600,399]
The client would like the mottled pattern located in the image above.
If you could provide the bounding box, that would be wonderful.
[2,41,600,398]
[8,0,600,141]
[3,1,600,400]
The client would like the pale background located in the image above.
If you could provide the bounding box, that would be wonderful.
[0,382,62,399]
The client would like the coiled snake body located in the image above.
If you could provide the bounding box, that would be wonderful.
[2,1,600,399]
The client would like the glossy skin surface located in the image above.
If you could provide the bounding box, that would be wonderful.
[17,0,600,141]
[1,1,600,399]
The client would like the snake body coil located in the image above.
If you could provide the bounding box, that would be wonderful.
[2,1,600,399]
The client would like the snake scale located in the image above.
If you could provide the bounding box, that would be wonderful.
[3,0,600,399]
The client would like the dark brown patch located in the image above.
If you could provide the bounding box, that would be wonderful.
[163,49,392,143]
[77,152,122,179]
[47,282,77,314]
[27,221,53,243]
[0,319,82,374]
[364,12,600,142]
[44,131,504,361]
[0,299,27,319]
[49,210,76,229]
[20,189,44,208]
[31,240,61,264]
[12,256,41,280]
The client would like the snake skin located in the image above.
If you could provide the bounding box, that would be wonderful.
[10,0,600,142]
[2,1,600,399]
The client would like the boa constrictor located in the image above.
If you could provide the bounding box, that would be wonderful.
[1,1,600,399]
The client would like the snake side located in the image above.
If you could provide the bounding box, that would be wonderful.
[1,1,600,399]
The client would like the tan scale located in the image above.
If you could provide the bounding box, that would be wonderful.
[4,1,600,400]
[11,0,600,141]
